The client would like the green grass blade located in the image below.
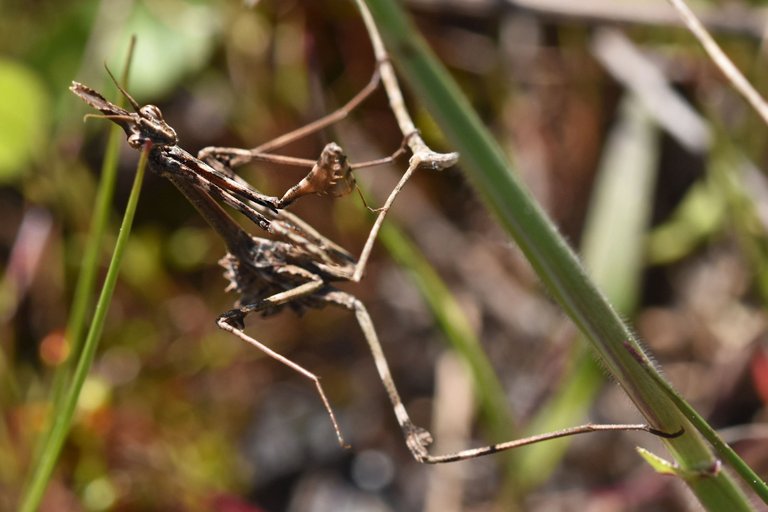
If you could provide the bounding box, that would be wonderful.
[57,103,124,377]
[54,37,137,398]
[25,37,138,498]
[513,97,660,489]
[19,145,148,512]
[362,0,758,508]
[24,124,127,491]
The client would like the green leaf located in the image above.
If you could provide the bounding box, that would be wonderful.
[637,447,721,479]
[513,96,660,489]
[637,447,681,476]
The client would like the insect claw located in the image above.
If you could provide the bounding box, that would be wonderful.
[219,310,246,331]
[404,423,434,462]
[649,426,685,438]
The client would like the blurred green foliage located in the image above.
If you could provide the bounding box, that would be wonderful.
[0,59,50,182]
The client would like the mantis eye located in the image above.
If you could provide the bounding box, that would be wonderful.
[140,104,163,119]
[127,133,146,147]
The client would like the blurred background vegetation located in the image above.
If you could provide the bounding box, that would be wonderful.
[3,0,768,510]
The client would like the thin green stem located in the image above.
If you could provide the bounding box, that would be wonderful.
[513,97,660,490]
[19,144,148,512]
[24,37,137,501]
[53,37,136,402]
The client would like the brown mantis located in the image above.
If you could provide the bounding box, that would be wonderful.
[71,62,680,464]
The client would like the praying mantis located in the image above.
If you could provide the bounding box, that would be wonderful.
[70,60,679,464]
